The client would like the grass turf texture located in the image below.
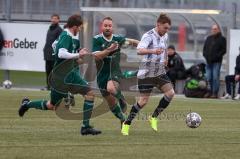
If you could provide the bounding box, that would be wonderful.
[0,89,240,159]
[0,70,45,88]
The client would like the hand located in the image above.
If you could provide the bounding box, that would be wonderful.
[164,60,168,66]
[79,48,89,58]
[235,75,240,81]
[154,48,164,55]
[106,42,119,53]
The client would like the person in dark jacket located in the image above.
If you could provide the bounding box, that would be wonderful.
[221,52,240,100]
[203,24,226,98]
[166,45,186,88]
[43,14,62,90]
[0,28,4,51]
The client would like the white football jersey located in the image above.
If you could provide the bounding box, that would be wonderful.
[137,28,168,79]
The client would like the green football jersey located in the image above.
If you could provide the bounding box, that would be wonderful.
[92,34,126,77]
[55,29,80,66]
[52,29,83,89]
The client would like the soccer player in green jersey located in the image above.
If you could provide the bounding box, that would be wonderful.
[92,17,139,124]
[18,14,101,135]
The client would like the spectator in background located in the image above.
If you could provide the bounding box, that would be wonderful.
[221,51,240,100]
[166,45,186,88]
[203,24,226,98]
[43,14,62,90]
[184,63,211,98]
[0,28,4,51]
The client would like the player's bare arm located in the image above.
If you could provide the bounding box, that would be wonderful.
[94,42,119,60]
[137,48,164,55]
[125,38,139,47]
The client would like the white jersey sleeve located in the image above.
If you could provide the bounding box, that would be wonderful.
[137,33,152,49]
[58,48,79,59]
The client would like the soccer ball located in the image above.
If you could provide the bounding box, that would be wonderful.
[186,112,202,128]
[2,80,12,89]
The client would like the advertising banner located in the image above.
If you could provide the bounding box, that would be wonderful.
[0,22,49,72]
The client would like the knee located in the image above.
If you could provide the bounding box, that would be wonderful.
[107,86,116,94]
[47,101,55,110]
[138,98,148,107]
[165,89,175,98]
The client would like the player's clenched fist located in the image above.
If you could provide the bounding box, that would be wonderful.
[106,42,119,53]
[154,48,164,55]
[79,48,89,57]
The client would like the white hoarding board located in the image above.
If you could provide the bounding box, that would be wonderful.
[0,23,49,72]
[229,29,240,75]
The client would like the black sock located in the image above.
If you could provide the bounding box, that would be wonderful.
[125,103,141,125]
[152,95,171,118]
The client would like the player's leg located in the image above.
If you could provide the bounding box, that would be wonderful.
[121,92,151,136]
[98,78,126,122]
[69,74,101,135]
[120,70,138,112]
[18,90,64,117]
[121,78,153,135]
[124,92,150,125]
[64,92,75,107]
[150,75,175,131]
[80,89,102,135]
[104,94,126,123]
[107,80,127,113]
[18,98,48,117]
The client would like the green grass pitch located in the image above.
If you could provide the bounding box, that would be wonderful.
[0,89,240,159]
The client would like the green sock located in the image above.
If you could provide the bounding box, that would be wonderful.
[114,89,124,100]
[111,104,126,121]
[27,100,48,110]
[113,90,127,111]
[82,100,94,127]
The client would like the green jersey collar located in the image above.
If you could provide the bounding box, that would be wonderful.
[102,33,113,42]
[64,28,79,40]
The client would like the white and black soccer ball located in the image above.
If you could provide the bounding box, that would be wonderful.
[2,80,12,89]
[186,112,202,128]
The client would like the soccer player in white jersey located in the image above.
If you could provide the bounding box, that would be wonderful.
[121,13,175,135]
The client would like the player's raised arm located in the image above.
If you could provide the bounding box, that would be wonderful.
[136,33,163,55]
[125,38,139,47]
[93,42,119,60]
[58,47,79,59]
[137,48,164,55]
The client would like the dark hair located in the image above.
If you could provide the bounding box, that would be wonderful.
[63,24,68,29]
[51,13,60,19]
[67,14,83,28]
[102,17,113,22]
[157,13,171,25]
[168,45,175,50]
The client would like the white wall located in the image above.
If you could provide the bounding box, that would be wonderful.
[229,29,240,74]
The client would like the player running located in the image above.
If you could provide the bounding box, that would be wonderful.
[92,17,139,124]
[18,14,101,135]
[121,13,175,135]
